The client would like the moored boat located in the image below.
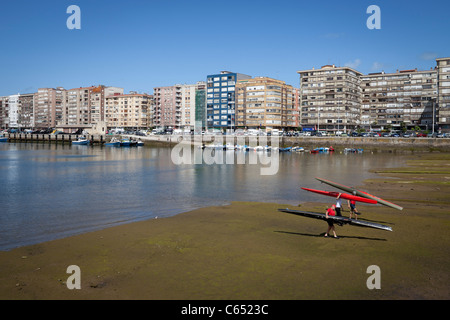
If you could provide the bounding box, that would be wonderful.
[344,148,363,153]
[72,137,90,145]
[105,137,121,147]
[120,139,137,147]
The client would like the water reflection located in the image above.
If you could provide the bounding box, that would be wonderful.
[0,142,407,250]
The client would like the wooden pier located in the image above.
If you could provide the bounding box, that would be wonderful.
[4,133,106,145]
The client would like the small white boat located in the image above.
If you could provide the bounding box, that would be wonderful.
[72,137,90,145]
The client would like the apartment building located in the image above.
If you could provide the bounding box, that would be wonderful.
[4,95,19,128]
[298,65,362,133]
[35,87,65,128]
[206,71,252,130]
[0,97,4,128]
[105,93,153,129]
[18,93,35,128]
[180,82,206,131]
[153,85,183,128]
[235,77,296,130]
[437,57,450,132]
[361,69,437,131]
[292,87,301,128]
[63,85,123,126]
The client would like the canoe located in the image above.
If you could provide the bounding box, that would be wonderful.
[301,187,377,204]
[315,177,403,211]
[278,208,392,232]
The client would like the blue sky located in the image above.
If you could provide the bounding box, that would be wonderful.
[0,0,449,96]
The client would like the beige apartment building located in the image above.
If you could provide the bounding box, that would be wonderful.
[34,87,65,128]
[105,93,153,129]
[361,69,437,131]
[437,57,450,132]
[235,77,296,130]
[62,85,123,127]
[297,65,362,133]
[180,82,206,131]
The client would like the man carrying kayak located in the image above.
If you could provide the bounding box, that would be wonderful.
[348,199,360,220]
[324,204,339,239]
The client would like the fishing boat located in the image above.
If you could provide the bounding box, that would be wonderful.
[292,146,304,152]
[105,137,121,147]
[279,147,292,152]
[136,139,144,146]
[120,139,137,147]
[72,137,90,145]
[0,136,8,143]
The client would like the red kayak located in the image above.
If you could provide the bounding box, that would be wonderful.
[301,187,378,204]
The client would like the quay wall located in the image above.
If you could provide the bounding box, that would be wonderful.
[3,133,450,152]
[4,133,106,145]
[136,135,450,152]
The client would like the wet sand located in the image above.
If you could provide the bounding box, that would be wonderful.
[0,152,449,300]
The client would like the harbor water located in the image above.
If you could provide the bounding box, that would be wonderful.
[0,142,407,250]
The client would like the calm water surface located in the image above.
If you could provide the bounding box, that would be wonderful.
[0,142,407,250]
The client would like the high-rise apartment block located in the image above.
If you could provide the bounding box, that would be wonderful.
[35,87,65,128]
[153,85,183,129]
[18,93,35,128]
[206,71,251,129]
[62,85,123,126]
[180,82,207,131]
[437,57,450,131]
[236,77,297,130]
[105,93,153,129]
[361,69,437,131]
[298,58,450,133]
[298,65,362,133]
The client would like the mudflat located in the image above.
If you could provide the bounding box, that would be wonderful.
[0,152,448,300]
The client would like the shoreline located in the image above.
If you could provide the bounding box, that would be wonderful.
[0,153,448,300]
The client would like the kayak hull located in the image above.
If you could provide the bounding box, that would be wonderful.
[279,209,393,232]
[315,177,403,211]
[301,187,377,204]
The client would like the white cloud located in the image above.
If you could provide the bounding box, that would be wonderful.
[345,59,361,69]
[371,62,385,71]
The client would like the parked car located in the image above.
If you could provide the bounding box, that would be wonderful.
[416,132,428,137]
